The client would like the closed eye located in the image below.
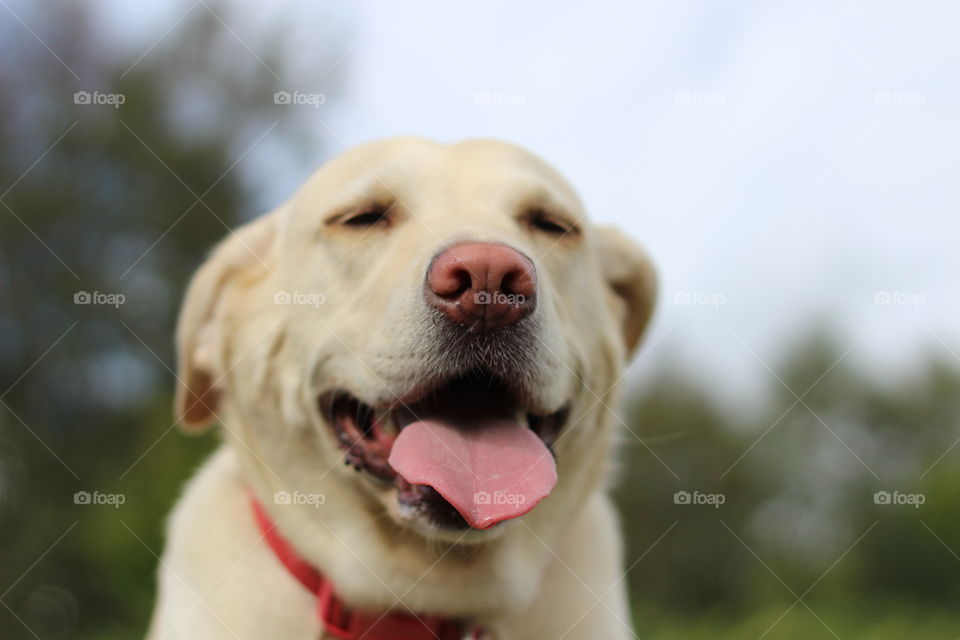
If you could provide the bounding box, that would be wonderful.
[344,210,387,226]
[525,209,579,236]
[332,205,393,228]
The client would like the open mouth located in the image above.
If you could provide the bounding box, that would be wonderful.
[320,371,568,530]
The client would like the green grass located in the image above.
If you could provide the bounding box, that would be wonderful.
[633,601,959,639]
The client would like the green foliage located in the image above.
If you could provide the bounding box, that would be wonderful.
[614,336,960,635]
[0,3,330,637]
[635,600,959,640]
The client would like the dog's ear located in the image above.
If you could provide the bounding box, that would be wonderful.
[175,214,277,432]
[593,225,658,356]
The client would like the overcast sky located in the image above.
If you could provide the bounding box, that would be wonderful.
[84,0,960,406]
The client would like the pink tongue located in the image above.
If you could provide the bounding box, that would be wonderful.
[388,414,557,529]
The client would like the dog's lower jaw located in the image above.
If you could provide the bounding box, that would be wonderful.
[220,447,555,620]
[307,497,555,617]
[206,385,623,621]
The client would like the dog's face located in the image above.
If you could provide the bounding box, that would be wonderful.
[174,138,655,552]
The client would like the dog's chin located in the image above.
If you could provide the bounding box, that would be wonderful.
[389,492,511,544]
[318,369,569,540]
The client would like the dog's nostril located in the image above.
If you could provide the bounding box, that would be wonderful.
[500,271,530,298]
[446,267,473,299]
[500,274,516,296]
[428,263,471,300]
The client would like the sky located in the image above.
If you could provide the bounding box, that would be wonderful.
[82,0,960,406]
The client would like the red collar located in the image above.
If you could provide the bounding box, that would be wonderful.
[251,497,483,640]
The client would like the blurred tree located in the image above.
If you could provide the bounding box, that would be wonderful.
[613,369,759,612]
[617,334,960,635]
[0,2,339,637]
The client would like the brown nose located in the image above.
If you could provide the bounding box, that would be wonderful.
[425,242,537,331]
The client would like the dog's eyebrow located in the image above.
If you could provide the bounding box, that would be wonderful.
[321,180,399,225]
[512,185,581,223]
[323,198,396,225]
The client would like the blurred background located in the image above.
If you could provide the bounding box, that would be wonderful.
[1,1,958,638]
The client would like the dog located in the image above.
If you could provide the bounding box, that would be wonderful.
[146,137,656,639]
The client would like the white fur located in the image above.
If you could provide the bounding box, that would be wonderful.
[148,137,656,639]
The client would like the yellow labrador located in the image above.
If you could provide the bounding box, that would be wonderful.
[147,138,656,640]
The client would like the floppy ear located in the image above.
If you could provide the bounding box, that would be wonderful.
[174,214,277,431]
[593,225,658,356]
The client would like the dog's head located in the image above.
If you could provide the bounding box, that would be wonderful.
[174,137,654,552]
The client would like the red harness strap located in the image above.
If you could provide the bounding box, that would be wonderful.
[251,498,482,640]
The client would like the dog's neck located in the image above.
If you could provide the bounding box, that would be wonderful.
[250,496,485,640]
